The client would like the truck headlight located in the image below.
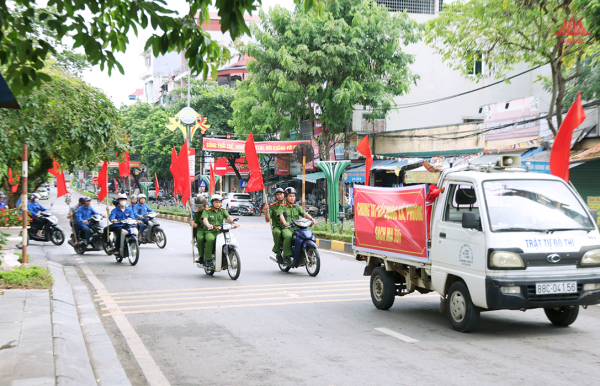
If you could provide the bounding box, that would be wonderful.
[583,283,600,291]
[581,249,600,266]
[490,251,524,268]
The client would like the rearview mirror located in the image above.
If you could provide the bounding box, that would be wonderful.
[589,209,598,225]
[283,211,288,218]
[233,218,239,222]
[462,212,479,230]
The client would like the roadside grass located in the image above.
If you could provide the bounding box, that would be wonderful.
[0,266,53,289]
[313,219,354,242]
[148,203,189,217]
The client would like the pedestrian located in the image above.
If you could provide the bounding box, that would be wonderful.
[201,194,239,268]
[190,196,208,263]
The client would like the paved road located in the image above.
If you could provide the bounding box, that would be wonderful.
[33,192,600,385]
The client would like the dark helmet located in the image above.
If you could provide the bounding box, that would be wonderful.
[285,187,297,196]
[78,197,86,204]
[275,188,285,194]
[112,198,119,207]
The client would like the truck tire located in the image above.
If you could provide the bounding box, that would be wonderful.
[370,267,395,310]
[446,281,480,333]
[544,306,579,327]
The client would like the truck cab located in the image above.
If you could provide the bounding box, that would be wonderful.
[360,156,600,332]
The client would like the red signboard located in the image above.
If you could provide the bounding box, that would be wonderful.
[354,185,428,263]
[97,161,141,168]
[202,138,310,154]
[214,157,250,175]
[275,155,290,175]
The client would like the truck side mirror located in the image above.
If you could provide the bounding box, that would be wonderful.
[590,209,598,225]
[462,212,479,230]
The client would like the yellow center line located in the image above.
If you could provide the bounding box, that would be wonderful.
[93,279,369,298]
[98,283,369,304]
[103,297,374,316]
[102,291,372,310]
[98,282,370,301]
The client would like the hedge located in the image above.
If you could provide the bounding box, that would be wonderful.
[313,231,352,243]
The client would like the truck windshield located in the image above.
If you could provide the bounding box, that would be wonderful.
[482,180,594,232]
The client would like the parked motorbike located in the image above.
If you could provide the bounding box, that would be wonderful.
[306,205,319,217]
[237,204,253,216]
[269,213,320,276]
[252,202,261,216]
[106,218,140,266]
[19,204,65,247]
[196,219,241,280]
[68,214,111,255]
[137,212,167,248]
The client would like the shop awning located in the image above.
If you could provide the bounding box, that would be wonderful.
[295,172,325,184]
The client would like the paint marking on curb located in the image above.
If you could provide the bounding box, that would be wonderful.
[331,240,346,251]
[374,327,418,343]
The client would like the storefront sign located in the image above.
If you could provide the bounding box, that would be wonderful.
[202,138,310,154]
[215,157,250,175]
[587,196,600,226]
[483,96,540,140]
[354,185,428,262]
[343,170,365,183]
[527,161,551,173]
[97,161,141,168]
[276,155,290,175]
[188,148,195,182]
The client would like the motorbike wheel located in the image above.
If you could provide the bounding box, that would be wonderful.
[153,229,167,249]
[51,229,65,245]
[227,250,241,280]
[204,266,215,276]
[115,256,123,263]
[103,234,115,255]
[278,263,291,272]
[127,239,140,266]
[304,247,321,277]
[75,244,86,255]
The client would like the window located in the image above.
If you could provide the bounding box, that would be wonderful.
[443,184,480,223]
[375,0,436,14]
[233,194,251,200]
[466,51,483,75]
[145,55,152,67]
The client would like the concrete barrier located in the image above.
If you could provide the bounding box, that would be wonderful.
[157,213,190,223]
[315,238,353,254]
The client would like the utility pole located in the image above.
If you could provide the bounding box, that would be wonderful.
[21,145,28,264]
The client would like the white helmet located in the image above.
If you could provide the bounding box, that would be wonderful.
[138,193,146,199]
[30,193,41,200]
[211,194,223,202]
[117,193,127,200]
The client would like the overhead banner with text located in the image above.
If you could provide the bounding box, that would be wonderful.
[354,185,428,263]
[203,138,310,154]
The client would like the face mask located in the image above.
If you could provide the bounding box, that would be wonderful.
[34,199,39,203]
[119,201,126,207]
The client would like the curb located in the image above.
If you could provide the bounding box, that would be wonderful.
[157,213,190,223]
[315,238,353,254]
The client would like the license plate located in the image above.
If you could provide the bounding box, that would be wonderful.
[535,281,577,295]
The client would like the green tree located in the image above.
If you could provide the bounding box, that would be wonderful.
[0,0,324,95]
[231,0,420,159]
[0,66,127,207]
[425,0,596,135]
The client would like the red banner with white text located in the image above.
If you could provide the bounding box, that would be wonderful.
[203,138,310,154]
[354,185,428,263]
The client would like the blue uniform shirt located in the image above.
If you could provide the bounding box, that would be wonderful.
[109,206,135,227]
[0,200,7,210]
[76,205,100,226]
[28,201,48,216]
[133,203,154,218]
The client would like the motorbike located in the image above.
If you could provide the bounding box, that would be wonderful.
[306,205,319,217]
[196,219,241,280]
[270,213,320,277]
[237,204,253,216]
[105,218,140,266]
[252,202,261,216]
[68,214,111,255]
[137,212,167,248]
[19,204,65,247]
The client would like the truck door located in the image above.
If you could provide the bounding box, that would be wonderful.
[432,182,487,308]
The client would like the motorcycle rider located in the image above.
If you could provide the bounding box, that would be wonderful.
[265,188,286,263]
[190,196,208,263]
[76,197,106,245]
[133,193,155,240]
[129,195,138,211]
[67,197,85,240]
[0,192,7,209]
[279,187,315,266]
[202,194,239,268]
[109,194,136,255]
[28,193,48,237]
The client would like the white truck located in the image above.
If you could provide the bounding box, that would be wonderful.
[357,155,600,332]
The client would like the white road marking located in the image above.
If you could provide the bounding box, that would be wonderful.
[169,248,178,251]
[322,249,353,258]
[79,264,170,386]
[374,327,418,343]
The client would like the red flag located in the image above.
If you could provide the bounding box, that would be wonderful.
[244,132,264,192]
[550,92,587,182]
[155,172,160,199]
[48,158,68,198]
[356,136,373,186]
[170,146,180,197]
[97,161,109,202]
[8,168,19,193]
[118,152,130,177]
[210,162,216,195]
[114,178,118,193]
[177,140,191,206]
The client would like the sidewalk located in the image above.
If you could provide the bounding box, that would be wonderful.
[0,251,130,386]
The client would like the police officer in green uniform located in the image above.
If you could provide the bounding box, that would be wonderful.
[265,188,286,263]
[202,194,239,267]
[190,196,208,263]
[279,187,315,266]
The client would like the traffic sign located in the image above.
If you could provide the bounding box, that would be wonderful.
[240,179,247,188]
[198,180,207,188]
[179,107,197,125]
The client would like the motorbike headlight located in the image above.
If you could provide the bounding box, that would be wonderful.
[581,249,600,266]
[49,216,58,224]
[490,251,524,268]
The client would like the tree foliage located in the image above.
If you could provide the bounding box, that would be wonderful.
[0,66,127,206]
[231,0,420,159]
[0,0,323,95]
[425,0,596,134]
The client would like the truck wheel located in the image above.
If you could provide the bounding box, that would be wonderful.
[370,267,395,310]
[446,281,480,333]
[544,306,579,326]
